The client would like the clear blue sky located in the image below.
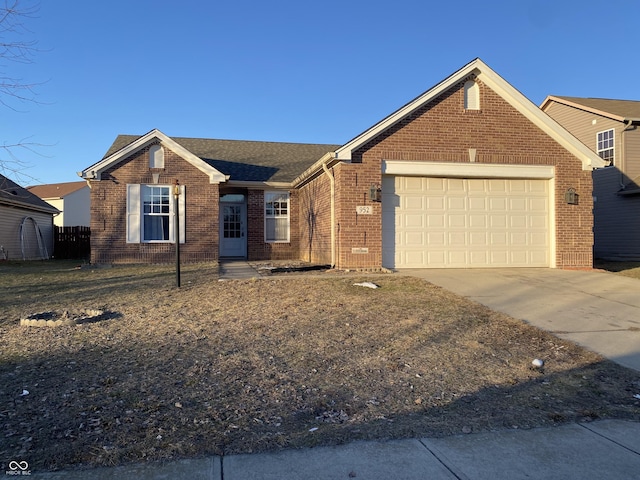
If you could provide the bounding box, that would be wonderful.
[3,0,639,185]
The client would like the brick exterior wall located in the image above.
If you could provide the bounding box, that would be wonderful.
[319,79,595,269]
[90,146,220,264]
[298,172,333,264]
[93,76,596,269]
[247,189,300,261]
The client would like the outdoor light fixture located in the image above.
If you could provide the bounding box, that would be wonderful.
[369,183,382,202]
[174,179,181,287]
[565,188,579,205]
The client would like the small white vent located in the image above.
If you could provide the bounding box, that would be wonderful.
[149,144,164,169]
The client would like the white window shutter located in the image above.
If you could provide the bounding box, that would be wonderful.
[126,184,141,243]
[168,185,186,244]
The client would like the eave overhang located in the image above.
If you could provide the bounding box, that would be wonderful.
[541,95,640,125]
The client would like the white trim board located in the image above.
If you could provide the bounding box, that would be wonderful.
[382,161,555,179]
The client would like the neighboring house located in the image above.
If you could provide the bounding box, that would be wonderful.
[80,59,605,269]
[27,181,91,227]
[0,174,59,260]
[541,96,640,259]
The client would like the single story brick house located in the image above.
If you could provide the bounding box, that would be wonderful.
[80,59,605,269]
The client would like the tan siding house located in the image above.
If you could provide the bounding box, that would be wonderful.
[81,59,606,269]
[0,174,59,260]
[28,181,90,227]
[541,96,640,259]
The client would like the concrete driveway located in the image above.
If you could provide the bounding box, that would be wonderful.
[399,268,640,372]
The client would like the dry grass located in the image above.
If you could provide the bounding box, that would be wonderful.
[595,259,640,279]
[1,260,639,472]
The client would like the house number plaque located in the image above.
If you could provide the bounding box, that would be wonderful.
[356,206,372,215]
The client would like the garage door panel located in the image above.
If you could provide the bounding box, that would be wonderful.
[531,232,547,246]
[427,232,445,245]
[427,197,445,209]
[448,232,466,245]
[449,214,467,227]
[468,197,486,210]
[405,231,424,246]
[448,251,468,265]
[469,214,486,227]
[489,197,507,210]
[470,251,488,265]
[405,214,424,228]
[426,178,446,191]
[510,215,527,228]
[427,250,446,264]
[427,214,445,227]
[470,232,488,246]
[382,176,550,268]
[490,232,508,245]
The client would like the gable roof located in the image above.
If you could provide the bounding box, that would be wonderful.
[81,129,228,184]
[334,58,607,171]
[540,96,640,123]
[0,174,60,214]
[102,134,340,184]
[27,181,87,200]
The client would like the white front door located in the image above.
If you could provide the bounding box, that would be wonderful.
[220,203,246,257]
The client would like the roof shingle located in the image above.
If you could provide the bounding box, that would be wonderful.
[0,174,59,213]
[551,96,640,120]
[27,181,87,199]
[104,135,340,183]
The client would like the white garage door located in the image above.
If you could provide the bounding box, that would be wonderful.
[382,176,550,268]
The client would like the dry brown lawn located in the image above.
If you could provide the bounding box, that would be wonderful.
[1,260,639,472]
[595,259,640,279]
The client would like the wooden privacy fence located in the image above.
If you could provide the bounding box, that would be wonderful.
[54,226,91,259]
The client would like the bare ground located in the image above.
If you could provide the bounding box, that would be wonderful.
[1,260,639,472]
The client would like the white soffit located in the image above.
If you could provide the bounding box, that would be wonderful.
[382,161,555,179]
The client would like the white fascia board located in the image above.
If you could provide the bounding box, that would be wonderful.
[383,161,555,179]
[81,129,227,184]
[478,71,607,171]
[334,59,605,171]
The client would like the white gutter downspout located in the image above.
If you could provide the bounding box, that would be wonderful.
[322,161,336,268]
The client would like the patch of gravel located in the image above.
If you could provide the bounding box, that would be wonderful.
[20,309,119,327]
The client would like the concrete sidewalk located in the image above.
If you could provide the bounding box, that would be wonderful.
[218,260,262,280]
[402,268,640,371]
[30,419,640,479]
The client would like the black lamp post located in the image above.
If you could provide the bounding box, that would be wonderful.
[174,179,181,288]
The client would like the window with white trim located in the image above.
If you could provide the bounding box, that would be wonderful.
[143,186,171,241]
[265,191,289,242]
[597,129,614,164]
[126,184,185,243]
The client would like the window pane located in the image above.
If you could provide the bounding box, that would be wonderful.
[266,217,288,242]
[144,215,170,241]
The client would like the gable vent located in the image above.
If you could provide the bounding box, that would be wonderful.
[464,80,480,110]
